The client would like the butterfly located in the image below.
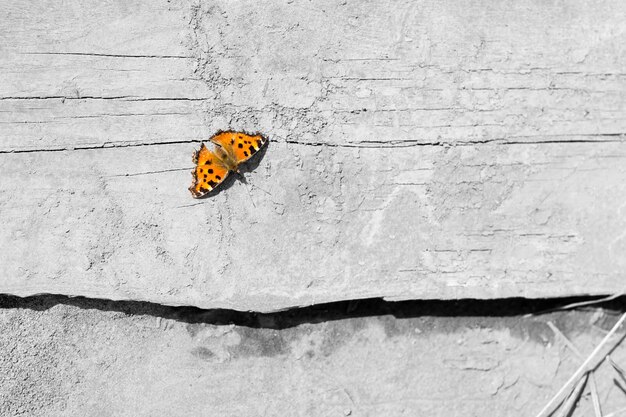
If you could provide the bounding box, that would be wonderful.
[188,131,268,198]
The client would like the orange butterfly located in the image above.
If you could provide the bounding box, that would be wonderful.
[188,131,268,198]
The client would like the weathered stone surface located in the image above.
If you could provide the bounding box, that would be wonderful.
[1,0,625,311]
[1,296,626,417]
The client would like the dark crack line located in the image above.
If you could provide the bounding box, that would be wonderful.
[174,202,206,209]
[0,95,135,101]
[504,139,624,145]
[285,139,449,148]
[24,52,193,59]
[1,134,624,155]
[109,167,192,177]
[127,97,211,102]
[0,293,625,327]
[285,134,625,149]
[0,139,203,154]
[0,96,211,101]
[54,112,194,119]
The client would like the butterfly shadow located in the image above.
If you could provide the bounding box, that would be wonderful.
[194,140,270,199]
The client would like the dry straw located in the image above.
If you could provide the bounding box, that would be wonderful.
[535,311,626,417]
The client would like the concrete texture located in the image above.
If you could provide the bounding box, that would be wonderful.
[1,0,626,310]
[2,296,626,416]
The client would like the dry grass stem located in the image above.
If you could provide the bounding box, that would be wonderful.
[548,321,583,358]
[609,357,626,383]
[555,294,624,312]
[555,372,588,417]
[590,372,603,417]
[534,312,626,417]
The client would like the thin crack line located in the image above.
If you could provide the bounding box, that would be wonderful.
[286,134,625,149]
[0,135,623,155]
[0,95,135,101]
[0,139,203,154]
[0,96,212,101]
[23,52,193,59]
[108,167,193,177]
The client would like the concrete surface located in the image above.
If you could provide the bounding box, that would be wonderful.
[1,0,625,311]
[3,2,626,415]
[2,295,626,416]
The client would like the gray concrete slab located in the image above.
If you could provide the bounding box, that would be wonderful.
[2,296,626,416]
[1,0,625,311]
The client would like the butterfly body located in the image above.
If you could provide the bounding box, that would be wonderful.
[188,131,268,198]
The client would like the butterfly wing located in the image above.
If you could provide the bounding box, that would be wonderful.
[210,131,268,164]
[188,143,230,198]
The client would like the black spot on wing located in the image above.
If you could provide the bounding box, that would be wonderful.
[243,151,249,157]
[238,143,243,149]
[248,145,256,154]
[208,168,213,174]
[199,187,209,193]
[215,175,221,180]
[207,180,218,189]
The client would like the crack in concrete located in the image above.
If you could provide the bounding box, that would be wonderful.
[0,95,135,101]
[108,167,192,177]
[23,52,194,59]
[0,134,623,155]
[0,96,211,101]
[0,293,620,323]
[0,139,201,154]
[285,134,624,149]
